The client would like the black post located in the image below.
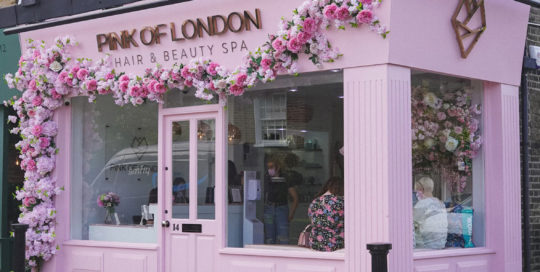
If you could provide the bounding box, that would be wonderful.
[367,243,392,272]
[12,224,28,272]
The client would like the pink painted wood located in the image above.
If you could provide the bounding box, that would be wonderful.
[483,83,522,271]
[159,104,223,272]
[344,64,413,272]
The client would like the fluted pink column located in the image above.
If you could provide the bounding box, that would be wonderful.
[483,83,522,272]
[344,65,413,272]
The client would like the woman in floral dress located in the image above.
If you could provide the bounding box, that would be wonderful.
[308,177,345,251]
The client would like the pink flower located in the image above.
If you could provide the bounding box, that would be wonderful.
[302,18,317,34]
[70,65,80,74]
[32,96,43,107]
[50,89,62,99]
[155,83,166,94]
[57,71,68,83]
[297,31,312,43]
[336,7,350,20]
[437,112,446,121]
[236,74,247,85]
[29,80,37,91]
[26,159,36,171]
[181,66,192,79]
[229,84,244,96]
[76,69,89,80]
[272,38,287,53]
[41,121,58,137]
[119,74,130,82]
[36,156,54,174]
[356,10,373,24]
[260,58,273,70]
[106,73,114,80]
[97,196,104,207]
[206,62,219,76]
[454,126,463,134]
[32,125,43,136]
[323,3,338,19]
[86,79,97,91]
[23,196,36,207]
[287,37,303,53]
[360,0,372,4]
[119,81,129,93]
[39,137,50,149]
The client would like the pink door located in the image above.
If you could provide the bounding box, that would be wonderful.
[160,107,224,272]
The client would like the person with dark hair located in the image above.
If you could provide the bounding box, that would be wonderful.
[263,157,299,244]
[148,176,188,204]
[308,176,344,251]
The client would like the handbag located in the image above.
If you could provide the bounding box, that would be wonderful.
[297,224,312,248]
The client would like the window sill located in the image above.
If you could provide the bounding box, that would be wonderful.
[413,247,495,260]
[219,245,345,260]
[63,240,158,250]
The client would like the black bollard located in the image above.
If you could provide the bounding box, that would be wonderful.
[367,243,392,272]
[12,224,29,272]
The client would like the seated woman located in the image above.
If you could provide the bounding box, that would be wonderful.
[308,177,344,252]
[413,177,448,249]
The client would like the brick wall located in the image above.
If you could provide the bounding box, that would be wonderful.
[525,7,540,272]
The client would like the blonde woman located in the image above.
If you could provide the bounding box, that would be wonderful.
[413,177,448,249]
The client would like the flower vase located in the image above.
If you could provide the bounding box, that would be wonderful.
[104,206,115,224]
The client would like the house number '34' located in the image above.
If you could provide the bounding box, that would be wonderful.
[173,224,180,231]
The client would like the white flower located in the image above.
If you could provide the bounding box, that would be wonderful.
[424,138,435,148]
[423,92,439,108]
[214,80,227,89]
[49,61,62,73]
[445,137,459,152]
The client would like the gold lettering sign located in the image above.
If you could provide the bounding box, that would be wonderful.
[97,9,262,52]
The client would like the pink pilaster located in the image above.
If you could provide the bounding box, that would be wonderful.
[344,64,413,272]
[484,83,522,271]
[42,105,72,272]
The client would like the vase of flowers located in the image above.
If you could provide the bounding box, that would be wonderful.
[97,192,120,224]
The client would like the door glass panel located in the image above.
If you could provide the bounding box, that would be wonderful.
[172,120,190,219]
[197,119,216,219]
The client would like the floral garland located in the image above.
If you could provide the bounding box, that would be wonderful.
[4,0,387,269]
[411,85,482,193]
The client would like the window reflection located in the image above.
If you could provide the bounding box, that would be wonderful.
[411,72,484,250]
[226,71,345,251]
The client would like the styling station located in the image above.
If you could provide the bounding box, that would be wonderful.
[3,0,529,271]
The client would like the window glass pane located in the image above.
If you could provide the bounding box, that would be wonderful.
[164,88,217,108]
[197,119,216,219]
[71,95,158,243]
[411,72,484,250]
[171,121,190,219]
[226,71,344,251]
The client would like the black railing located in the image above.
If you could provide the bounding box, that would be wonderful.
[367,243,392,272]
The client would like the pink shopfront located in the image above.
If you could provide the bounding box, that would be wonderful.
[8,0,529,271]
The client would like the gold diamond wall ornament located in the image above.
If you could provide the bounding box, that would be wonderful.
[451,0,486,58]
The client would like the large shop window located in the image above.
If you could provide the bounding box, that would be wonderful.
[71,95,158,243]
[411,72,485,251]
[226,71,345,252]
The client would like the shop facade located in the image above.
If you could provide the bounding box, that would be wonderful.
[4,0,530,271]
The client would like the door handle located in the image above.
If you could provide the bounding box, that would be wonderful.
[161,220,170,228]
